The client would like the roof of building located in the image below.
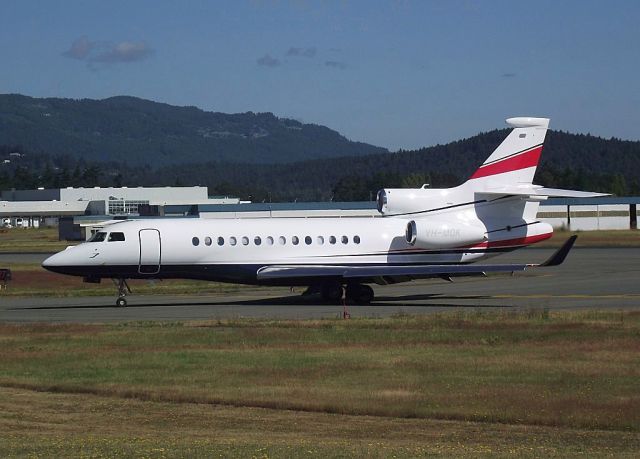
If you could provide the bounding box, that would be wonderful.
[0,200,90,216]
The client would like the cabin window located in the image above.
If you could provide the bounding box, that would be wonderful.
[254,236,262,246]
[305,236,312,245]
[279,236,286,245]
[108,232,125,242]
[88,232,107,242]
[292,236,299,245]
[192,237,200,246]
[317,236,324,245]
[329,236,336,245]
[241,236,249,246]
[204,236,212,246]
[229,236,237,246]
[266,236,274,245]
[341,235,348,244]
[353,235,361,244]
[217,237,224,246]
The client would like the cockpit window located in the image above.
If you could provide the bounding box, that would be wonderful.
[108,232,125,242]
[88,232,107,242]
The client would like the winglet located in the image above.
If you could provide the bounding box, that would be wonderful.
[539,236,578,267]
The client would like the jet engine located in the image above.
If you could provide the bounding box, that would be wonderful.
[377,188,446,216]
[405,219,487,249]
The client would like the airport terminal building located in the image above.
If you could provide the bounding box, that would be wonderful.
[0,186,242,228]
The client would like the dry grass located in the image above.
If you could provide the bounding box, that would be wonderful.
[1,312,639,425]
[1,311,639,456]
[0,227,72,253]
[1,386,638,458]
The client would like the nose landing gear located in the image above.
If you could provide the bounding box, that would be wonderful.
[112,278,131,307]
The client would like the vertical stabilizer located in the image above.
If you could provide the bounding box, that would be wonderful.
[468,117,549,188]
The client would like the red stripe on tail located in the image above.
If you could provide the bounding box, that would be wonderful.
[470,145,543,179]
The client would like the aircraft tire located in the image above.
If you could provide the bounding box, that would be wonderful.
[116,297,127,307]
[321,281,344,303]
[346,284,374,305]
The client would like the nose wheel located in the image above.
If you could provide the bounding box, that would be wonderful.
[112,278,131,307]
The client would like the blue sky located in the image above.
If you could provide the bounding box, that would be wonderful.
[1,0,639,150]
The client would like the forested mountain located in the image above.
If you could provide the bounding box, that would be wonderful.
[2,129,638,201]
[0,94,387,164]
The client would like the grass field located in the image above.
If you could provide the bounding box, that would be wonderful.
[1,311,639,457]
[0,227,71,253]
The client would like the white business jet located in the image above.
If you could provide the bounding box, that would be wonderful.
[43,117,605,307]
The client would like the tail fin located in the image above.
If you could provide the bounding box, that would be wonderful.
[468,117,549,186]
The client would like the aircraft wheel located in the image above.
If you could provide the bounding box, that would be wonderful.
[321,281,344,303]
[346,284,374,305]
[116,297,128,307]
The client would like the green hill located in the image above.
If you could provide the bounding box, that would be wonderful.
[0,94,387,164]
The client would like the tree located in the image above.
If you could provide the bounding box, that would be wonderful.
[610,174,628,196]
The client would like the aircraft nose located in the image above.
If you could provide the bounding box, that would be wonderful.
[42,249,73,274]
[42,252,62,270]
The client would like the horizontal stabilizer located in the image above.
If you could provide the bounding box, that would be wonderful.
[481,185,609,198]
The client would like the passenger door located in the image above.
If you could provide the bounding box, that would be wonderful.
[138,229,161,274]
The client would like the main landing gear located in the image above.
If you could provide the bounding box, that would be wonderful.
[318,280,375,305]
[113,278,131,307]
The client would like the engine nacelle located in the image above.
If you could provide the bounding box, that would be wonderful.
[405,219,487,249]
[377,188,448,215]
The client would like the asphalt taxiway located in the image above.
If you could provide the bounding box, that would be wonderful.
[1,247,638,323]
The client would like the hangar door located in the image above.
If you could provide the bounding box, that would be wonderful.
[138,229,161,274]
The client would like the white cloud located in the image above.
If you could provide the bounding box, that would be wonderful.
[93,41,154,63]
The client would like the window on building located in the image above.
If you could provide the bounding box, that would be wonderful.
[192,237,200,246]
[107,198,150,215]
[108,232,125,242]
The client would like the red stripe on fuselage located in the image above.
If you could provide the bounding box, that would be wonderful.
[465,232,552,249]
[470,145,543,179]
[385,232,552,254]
